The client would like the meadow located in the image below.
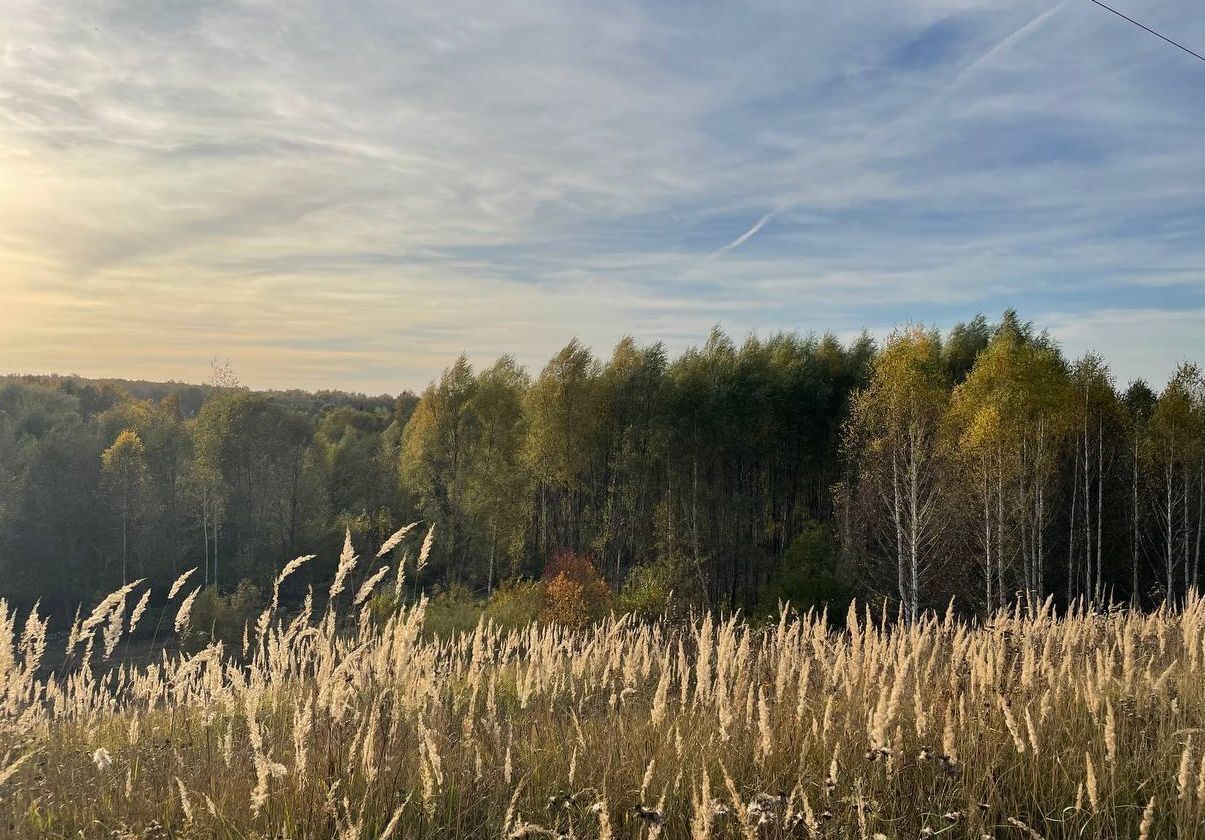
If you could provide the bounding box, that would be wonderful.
[1,538,1203,839]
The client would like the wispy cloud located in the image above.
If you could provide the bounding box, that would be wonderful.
[0,0,1200,391]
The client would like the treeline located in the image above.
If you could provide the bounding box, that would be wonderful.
[0,311,1201,622]
[0,372,414,619]
[843,314,1202,619]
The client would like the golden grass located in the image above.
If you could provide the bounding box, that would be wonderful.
[1,566,1204,839]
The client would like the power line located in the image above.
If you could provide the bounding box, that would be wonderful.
[1084,0,1205,63]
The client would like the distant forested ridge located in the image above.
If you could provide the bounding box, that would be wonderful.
[0,310,1201,622]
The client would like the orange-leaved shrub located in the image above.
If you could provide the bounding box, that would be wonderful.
[540,550,610,628]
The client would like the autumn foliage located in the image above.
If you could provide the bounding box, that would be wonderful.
[540,549,611,628]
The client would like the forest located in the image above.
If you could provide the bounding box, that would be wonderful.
[0,310,1201,626]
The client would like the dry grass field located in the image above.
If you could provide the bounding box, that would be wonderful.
[1,549,1203,839]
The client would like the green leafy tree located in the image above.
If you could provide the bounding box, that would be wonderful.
[949,316,1070,608]
[101,429,147,585]
[401,356,478,580]
[463,356,531,593]
[524,340,604,557]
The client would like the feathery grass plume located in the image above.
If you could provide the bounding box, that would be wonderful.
[417,523,435,574]
[1024,707,1040,756]
[597,797,613,840]
[19,600,48,672]
[1138,796,1156,840]
[353,565,390,608]
[91,747,112,772]
[293,695,313,783]
[393,554,409,598]
[64,604,82,655]
[127,587,151,637]
[1177,735,1194,800]
[650,658,671,728]
[999,696,1025,754]
[941,709,957,764]
[420,751,436,818]
[377,521,419,558]
[713,761,742,829]
[167,567,197,601]
[174,587,200,637]
[246,691,270,817]
[1197,751,1205,802]
[756,685,773,760]
[802,793,819,836]
[79,578,145,637]
[1084,752,1099,811]
[502,777,526,838]
[1006,817,1044,839]
[855,778,868,840]
[0,752,34,787]
[273,554,314,608]
[689,770,712,840]
[641,758,656,801]
[1103,699,1116,763]
[101,596,125,659]
[175,777,193,823]
[378,796,411,840]
[329,529,358,603]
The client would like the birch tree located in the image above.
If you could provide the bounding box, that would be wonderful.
[845,326,951,621]
[950,318,1069,609]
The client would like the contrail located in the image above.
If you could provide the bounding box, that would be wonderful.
[709,1,1067,258]
[951,1,1068,88]
[875,0,1070,145]
[709,207,782,256]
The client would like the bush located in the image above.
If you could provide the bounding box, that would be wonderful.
[364,590,402,627]
[762,521,851,617]
[618,555,686,620]
[540,550,610,629]
[423,583,484,638]
[182,580,263,654]
[485,580,546,629]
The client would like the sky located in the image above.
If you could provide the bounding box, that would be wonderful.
[0,0,1201,394]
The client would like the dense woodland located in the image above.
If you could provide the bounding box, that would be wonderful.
[0,311,1201,625]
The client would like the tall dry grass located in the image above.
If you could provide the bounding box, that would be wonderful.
[0,532,1203,838]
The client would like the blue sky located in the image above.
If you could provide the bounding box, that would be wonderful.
[0,0,1201,392]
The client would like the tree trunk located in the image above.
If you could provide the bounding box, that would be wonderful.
[1184,460,1192,594]
[1084,420,1093,603]
[984,457,994,609]
[907,431,920,623]
[1068,445,1078,605]
[121,502,128,586]
[1096,420,1103,602]
[1195,462,1203,591]
[202,497,210,589]
[1166,459,1175,601]
[1131,440,1140,606]
[487,532,496,598]
[996,454,1005,609]
[893,448,905,619]
[213,514,219,591]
